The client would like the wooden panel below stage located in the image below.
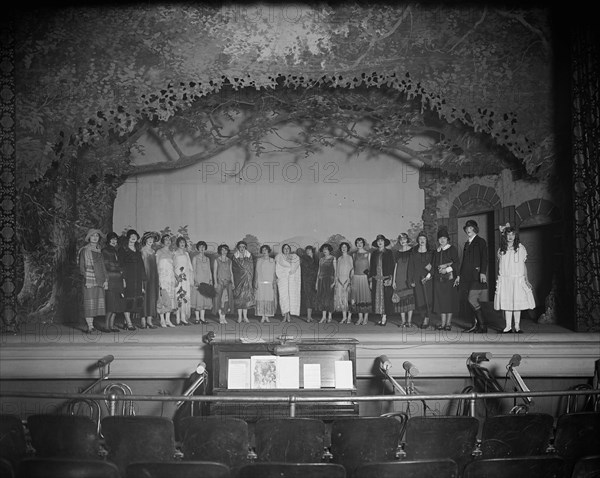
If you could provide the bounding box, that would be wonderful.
[1,320,598,382]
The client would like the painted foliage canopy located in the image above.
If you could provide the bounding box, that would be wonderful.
[15,2,554,186]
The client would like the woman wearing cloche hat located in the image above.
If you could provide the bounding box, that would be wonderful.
[78,228,108,333]
[427,228,460,331]
[369,234,395,326]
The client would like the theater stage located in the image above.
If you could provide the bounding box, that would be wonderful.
[1,311,598,380]
[1,312,598,418]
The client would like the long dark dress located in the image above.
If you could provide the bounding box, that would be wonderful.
[407,248,434,314]
[369,248,395,315]
[300,254,319,311]
[316,255,335,312]
[101,244,125,313]
[141,246,158,317]
[393,249,415,313]
[432,244,460,313]
[119,246,147,313]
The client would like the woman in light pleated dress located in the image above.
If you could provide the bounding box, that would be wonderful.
[255,245,277,323]
[316,243,336,324]
[351,237,371,325]
[335,242,354,324]
[191,241,212,324]
[494,224,535,334]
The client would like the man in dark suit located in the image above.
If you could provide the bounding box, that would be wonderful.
[455,219,489,333]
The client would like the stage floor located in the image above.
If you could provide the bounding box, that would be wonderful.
[1,311,599,381]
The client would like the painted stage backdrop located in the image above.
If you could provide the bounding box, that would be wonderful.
[4,3,595,330]
[113,124,425,253]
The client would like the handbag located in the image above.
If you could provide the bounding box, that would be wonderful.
[197,282,217,298]
[438,262,454,282]
[392,288,413,303]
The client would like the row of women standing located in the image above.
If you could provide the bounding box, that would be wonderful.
[77,228,456,331]
[362,230,460,329]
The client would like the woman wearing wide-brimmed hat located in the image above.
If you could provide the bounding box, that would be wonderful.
[156,234,176,327]
[78,228,108,333]
[369,234,395,326]
[392,233,416,327]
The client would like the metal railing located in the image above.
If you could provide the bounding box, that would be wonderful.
[2,388,599,418]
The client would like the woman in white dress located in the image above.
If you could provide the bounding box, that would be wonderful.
[173,236,193,326]
[156,234,176,327]
[275,243,301,322]
[494,224,535,334]
[254,245,277,323]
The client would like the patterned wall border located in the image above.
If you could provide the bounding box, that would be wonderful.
[0,16,16,332]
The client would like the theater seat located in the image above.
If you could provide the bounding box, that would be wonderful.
[15,457,120,478]
[353,459,458,478]
[554,412,600,461]
[571,455,600,478]
[462,456,567,478]
[480,413,554,458]
[27,414,100,459]
[238,462,346,478]
[254,418,327,463]
[101,416,177,475]
[0,458,14,478]
[330,417,402,476]
[126,461,231,478]
[0,415,27,467]
[403,416,478,473]
[179,416,251,471]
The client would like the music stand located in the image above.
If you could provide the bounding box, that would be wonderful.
[505,355,532,413]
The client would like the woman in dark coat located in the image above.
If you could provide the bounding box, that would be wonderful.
[369,234,395,326]
[101,232,125,332]
[408,231,434,329]
[300,245,319,322]
[429,228,460,330]
[118,229,146,330]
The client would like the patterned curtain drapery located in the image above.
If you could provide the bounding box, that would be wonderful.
[0,15,17,332]
[572,27,600,331]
